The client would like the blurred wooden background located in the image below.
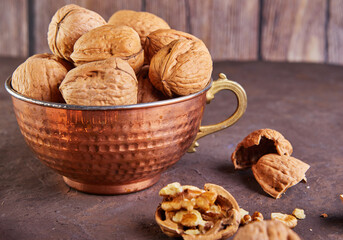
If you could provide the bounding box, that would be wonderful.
[1,0,342,65]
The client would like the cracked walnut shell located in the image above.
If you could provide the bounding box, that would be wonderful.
[252,154,310,199]
[48,4,106,61]
[70,25,144,73]
[149,39,212,97]
[231,129,293,169]
[156,183,240,240]
[233,220,301,240]
[144,29,199,63]
[11,53,73,103]
[137,65,167,103]
[59,57,137,106]
[108,10,170,46]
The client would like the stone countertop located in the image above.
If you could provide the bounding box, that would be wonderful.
[1,57,342,239]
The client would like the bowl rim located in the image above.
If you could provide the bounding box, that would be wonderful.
[5,76,212,110]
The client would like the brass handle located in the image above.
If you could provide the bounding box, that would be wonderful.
[188,73,247,152]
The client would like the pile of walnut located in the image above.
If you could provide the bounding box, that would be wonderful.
[231,128,310,199]
[155,182,240,240]
[11,5,212,106]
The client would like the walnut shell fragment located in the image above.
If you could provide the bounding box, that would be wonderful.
[11,53,73,102]
[48,4,106,61]
[231,129,293,169]
[70,25,144,73]
[108,10,170,46]
[145,29,199,63]
[155,183,240,240]
[149,39,212,97]
[233,220,301,240]
[137,65,167,103]
[59,57,137,106]
[252,154,310,199]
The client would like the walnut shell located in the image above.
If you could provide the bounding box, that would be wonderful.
[70,25,144,73]
[48,4,106,61]
[59,57,137,106]
[11,53,73,102]
[252,154,310,199]
[155,183,240,240]
[231,129,293,169]
[108,10,170,46]
[137,65,167,103]
[149,39,212,97]
[144,29,199,63]
[233,220,301,240]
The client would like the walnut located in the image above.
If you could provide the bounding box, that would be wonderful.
[144,29,199,63]
[252,154,310,199]
[11,53,72,102]
[271,213,298,228]
[231,129,293,169]
[149,39,212,97]
[292,208,306,219]
[59,57,137,106]
[233,220,301,240]
[48,4,106,62]
[137,65,167,103]
[108,10,170,46]
[156,183,240,240]
[251,211,264,222]
[70,25,144,73]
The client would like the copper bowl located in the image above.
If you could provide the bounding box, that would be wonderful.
[5,73,247,194]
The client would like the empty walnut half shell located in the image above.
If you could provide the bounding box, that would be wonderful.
[155,183,240,240]
[149,39,212,97]
[233,220,301,240]
[231,129,293,169]
[70,25,144,73]
[252,154,310,199]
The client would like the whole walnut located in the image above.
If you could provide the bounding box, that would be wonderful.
[71,25,144,73]
[11,53,73,102]
[108,10,170,46]
[48,4,106,62]
[59,57,137,106]
[149,39,212,97]
[233,220,301,240]
[145,29,199,63]
[137,65,167,103]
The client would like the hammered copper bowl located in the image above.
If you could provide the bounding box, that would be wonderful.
[5,73,247,194]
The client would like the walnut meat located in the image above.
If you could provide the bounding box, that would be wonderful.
[70,25,144,73]
[144,29,199,62]
[155,183,240,240]
[108,10,170,46]
[149,39,212,97]
[137,65,167,103]
[233,220,301,240]
[59,57,137,106]
[11,53,72,102]
[252,154,310,199]
[231,129,293,169]
[48,4,106,61]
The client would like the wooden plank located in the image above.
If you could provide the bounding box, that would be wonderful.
[328,0,343,65]
[189,0,259,61]
[145,0,187,32]
[33,0,142,55]
[261,0,326,62]
[0,0,28,57]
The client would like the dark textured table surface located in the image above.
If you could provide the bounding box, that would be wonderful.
[0,57,342,240]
